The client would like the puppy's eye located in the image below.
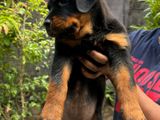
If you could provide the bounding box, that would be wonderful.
[58,0,69,6]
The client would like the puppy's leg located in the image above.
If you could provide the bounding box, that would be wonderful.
[111,65,145,120]
[41,57,72,120]
[102,33,145,120]
[92,78,105,120]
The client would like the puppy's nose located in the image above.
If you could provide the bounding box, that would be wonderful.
[44,19,51,27]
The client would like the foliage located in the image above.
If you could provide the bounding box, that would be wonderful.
[0,0,54,119]
[131,0,160,30]
[105,83,115,106]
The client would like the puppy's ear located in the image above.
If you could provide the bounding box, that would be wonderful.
[76,0,96,13]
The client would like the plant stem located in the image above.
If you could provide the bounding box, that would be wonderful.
[17,13,27,120]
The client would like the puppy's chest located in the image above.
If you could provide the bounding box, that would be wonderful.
[62,81,97,120]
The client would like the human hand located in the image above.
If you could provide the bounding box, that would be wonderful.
[79,50,109,79]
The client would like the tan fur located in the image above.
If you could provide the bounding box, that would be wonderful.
[51,14,93,47]
[52,16,80,32]
[110,66,145,120]
[41,63,71,120]
[105,33,129,47]
[61,39,81,47]
[77,14,93,38]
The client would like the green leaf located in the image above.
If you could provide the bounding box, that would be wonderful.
[18,8,26,15]
[153,12,160,19]
[3,38,11,46]
[2,24,9,35]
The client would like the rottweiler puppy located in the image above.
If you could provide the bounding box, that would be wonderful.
[41,0,145,120]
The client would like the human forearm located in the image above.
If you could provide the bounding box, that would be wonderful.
[137,85,160,120]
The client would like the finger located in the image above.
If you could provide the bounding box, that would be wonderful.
[81,67,102,79]
[88,50,108,64]
[100,64,111,76]
[79,57,99,72]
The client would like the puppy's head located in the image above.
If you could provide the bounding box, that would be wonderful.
[44,0,97,40]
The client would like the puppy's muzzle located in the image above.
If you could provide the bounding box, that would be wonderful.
[44,16,81,37]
